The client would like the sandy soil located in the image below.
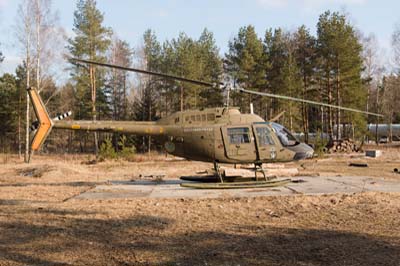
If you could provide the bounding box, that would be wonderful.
[0,150,400,266]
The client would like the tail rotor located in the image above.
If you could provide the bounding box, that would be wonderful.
[27,87,54,151]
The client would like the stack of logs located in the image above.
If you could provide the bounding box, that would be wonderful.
[326,139,361,153]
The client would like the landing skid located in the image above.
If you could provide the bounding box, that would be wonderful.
[180,179,291,189]
[180,162,284,187]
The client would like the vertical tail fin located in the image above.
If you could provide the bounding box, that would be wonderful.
[27,87,53,151]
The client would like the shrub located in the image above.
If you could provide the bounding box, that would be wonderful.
[118,135,136,160]
[99,137,117,160]
[314,130,328,157]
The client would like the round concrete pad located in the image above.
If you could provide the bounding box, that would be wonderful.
[74,175,400,200]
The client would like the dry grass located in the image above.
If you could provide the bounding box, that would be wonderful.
[295,148,400,180]
[0,150,400,265]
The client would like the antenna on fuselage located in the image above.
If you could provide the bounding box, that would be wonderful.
[226,86,230,108]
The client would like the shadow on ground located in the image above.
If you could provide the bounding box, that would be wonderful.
[0,210,399,266]
[0,181,101,187]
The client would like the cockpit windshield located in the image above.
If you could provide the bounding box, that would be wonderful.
[271,123,299,147]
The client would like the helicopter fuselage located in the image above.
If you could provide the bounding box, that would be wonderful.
[54,106,313,164]
[156,107,312,163]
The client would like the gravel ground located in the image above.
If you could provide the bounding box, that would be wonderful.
[0,152,400,266]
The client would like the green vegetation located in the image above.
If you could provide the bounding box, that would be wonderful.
[99,137,117,160]
[99,136,136,161]
[118,135,136,161]
[313,131,329,157]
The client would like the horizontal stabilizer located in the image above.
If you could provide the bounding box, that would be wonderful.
[30,111,72,132]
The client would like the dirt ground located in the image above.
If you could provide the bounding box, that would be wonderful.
[1,149,400,266]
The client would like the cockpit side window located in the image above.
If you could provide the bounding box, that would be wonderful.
[256,127,275,146]
[271,123,298,147]
[227,127,251,144]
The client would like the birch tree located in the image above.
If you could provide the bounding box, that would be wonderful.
[108,36,133,121]
[15,0,34,163]
[392,23,400,72]
[32,0,65,94]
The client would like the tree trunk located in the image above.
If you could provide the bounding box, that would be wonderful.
[35,0,41,93]
[321,106,324,136]
[389,114,393,143]
[335,61,341,140]
[90,65,98,156]
[24,33,31,163]
[375,84,381,145]
[123,75,127,119]
[18,82,22,158]
[148,97,152,154]
[301,75,309,143]
[180,85,184,111]
[165,88,168,117]
[25,92,30,163]
[327,75,333,139]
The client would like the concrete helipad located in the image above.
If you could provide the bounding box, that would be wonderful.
[75,175,400,200]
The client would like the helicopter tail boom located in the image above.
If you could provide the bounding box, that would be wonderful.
[28,87,167,152]
[53,120,167,136]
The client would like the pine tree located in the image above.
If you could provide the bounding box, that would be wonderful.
[0,73,19,149]
[157,40,176,114]
[280,32,302,131]
[197,29,223,108]
[264,28,287,118]
[225,25,268,114]
[134,29,161,122]
[15,63,31,157]
[68,0,111,153]
[133,30,161,152]
[171,32,199,110]
[381,75,400,141]
[316,11,365,140]
[294,25,317,142]
[263,29,304,130]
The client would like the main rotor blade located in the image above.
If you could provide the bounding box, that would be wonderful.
[69,58,219,88]
[238,88,384,117]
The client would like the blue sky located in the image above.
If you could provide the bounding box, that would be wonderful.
[0,0,398,76]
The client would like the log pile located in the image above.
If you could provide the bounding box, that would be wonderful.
[326,139,361,153]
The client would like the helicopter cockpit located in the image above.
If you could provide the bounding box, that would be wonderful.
[270,122,314,159]
[270,122,299,147]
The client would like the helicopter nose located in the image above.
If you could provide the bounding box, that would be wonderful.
[292,143,314,160]
[294,152,307,160]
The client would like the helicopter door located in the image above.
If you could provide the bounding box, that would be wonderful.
[252,125,276,162]
[221,126,257,161]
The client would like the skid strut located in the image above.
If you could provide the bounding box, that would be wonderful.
[254,163,268,181]
[213,161,224,183]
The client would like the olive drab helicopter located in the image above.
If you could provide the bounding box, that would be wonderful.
[28,58,383,183]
